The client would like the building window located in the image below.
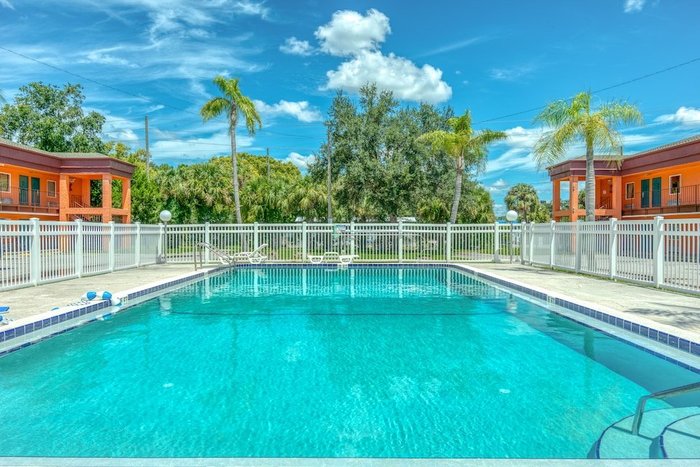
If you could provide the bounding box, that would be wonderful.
[625,182,634,200]
[670,175,681,195]
[0,173,9,192]
[47,180,57,197]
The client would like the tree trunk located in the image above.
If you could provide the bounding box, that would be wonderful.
[230,115,242,224]
[585,143,595,221]
[450,156,463,224]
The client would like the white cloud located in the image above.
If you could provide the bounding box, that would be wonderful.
[81,49,138,68]
[253,99,323,123]
[315,9,390,57]
[624,0,646,13]
[284,152,316,172]
[0,0,14,9]
[489,64,536,81]
[324,50,452,104]
[418,36,485,57]
[232,0,270,19]
[488,178,508,193]
[654,107,700,127]
[280,37,315,56]
[151,131,254,161]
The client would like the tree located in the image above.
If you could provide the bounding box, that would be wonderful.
[201,76,261,223]
[417,110,506,223]
[504,183,541,222]
[0,82,105,152]
[533,91,642,221]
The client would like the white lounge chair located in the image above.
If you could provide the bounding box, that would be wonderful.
[308,251,339,264]
[233,243,268,264]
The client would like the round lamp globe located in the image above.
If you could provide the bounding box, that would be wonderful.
[159,210,172,223]
[505,210,519,223]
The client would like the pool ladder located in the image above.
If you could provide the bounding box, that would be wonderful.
[194,242,238,270]
[631,381,700,435]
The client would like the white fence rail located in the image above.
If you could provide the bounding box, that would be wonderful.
[521,217,700,294]
[0,220,522,291]
[163,222,520,264]
[0,219,162,291]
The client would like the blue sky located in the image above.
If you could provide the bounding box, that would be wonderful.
[1,0,699,214]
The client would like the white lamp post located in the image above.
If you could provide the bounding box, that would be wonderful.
[159,210,172,263]
[506,210,519,263]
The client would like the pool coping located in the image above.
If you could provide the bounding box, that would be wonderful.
[449,264,700,363]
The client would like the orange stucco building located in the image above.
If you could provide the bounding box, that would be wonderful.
[548,135,700,221]
[0,138,135,222]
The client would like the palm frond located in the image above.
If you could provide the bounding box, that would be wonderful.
[200,97,230,121]
[532,120,580,167]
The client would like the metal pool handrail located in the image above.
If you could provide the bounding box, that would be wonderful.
[631,381,700,435]
[194,242,237,270]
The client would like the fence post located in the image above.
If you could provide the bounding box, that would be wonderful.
[609,218,617,279]
[653,216,665,287]
[204,222,211,264]
[254,222,259,250]
[108,221,115,272]
[398,221,403,263]
[302,221,308,260]
[446,222,452,262]
[75,219,84,277]
[493,222,501,262]
[135,222,141,268]
[528,222,535,264]
[574,221,582,273]
[30,218,41,286]
[549,220,556,268]
[350,221,355,257]
[158,223,164,260]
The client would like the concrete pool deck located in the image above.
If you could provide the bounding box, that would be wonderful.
[0,264,218,321]
[469,262,700,340]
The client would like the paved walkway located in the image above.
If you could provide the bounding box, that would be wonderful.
[472,262,700,338]
[0,265,214,321]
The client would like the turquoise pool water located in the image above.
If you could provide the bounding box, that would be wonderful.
[0,267,697,458]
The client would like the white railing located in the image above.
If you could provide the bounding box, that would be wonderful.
[0,219,163,291]
[163,222,520,265]
[521,216,700,294]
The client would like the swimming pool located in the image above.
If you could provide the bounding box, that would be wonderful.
[0,266,697,458]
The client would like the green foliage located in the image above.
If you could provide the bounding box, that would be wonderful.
[0,82,105,152]
[201,76,262,223]
[534,91,642,220]
[417,109,506,223]
[505,183,541,223]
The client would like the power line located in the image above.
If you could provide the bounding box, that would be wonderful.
[475,56,700,124]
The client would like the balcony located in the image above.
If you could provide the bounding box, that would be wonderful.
[0,188,59,216]
[622,185,700,217]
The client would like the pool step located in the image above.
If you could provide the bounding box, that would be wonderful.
[659,414,700,458]
[592,407,700,459]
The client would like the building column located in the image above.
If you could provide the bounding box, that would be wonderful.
[59,174,70,221]
[81,178,91,207]
[102,174,113,223]
[552,179,561,220]
[611,176,622,219]
[122,177,132,223]
[569,176,579,222]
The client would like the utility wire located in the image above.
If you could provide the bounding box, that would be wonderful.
[475,56,700,124]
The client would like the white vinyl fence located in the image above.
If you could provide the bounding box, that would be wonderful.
[0,219,162,291]
[0,220,521,291]
[521,217,700,294]
[163,222,520,264]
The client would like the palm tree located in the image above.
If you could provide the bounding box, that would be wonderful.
[201,76,261,223]
[505,183,541,223]
[533,91,642,221]
[418,110,506,223]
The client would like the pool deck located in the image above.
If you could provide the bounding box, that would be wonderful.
[0,265,217,321]
[468,262,700,342]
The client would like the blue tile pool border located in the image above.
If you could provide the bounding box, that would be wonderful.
[1,262,699,372]
[0,268,226,358]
